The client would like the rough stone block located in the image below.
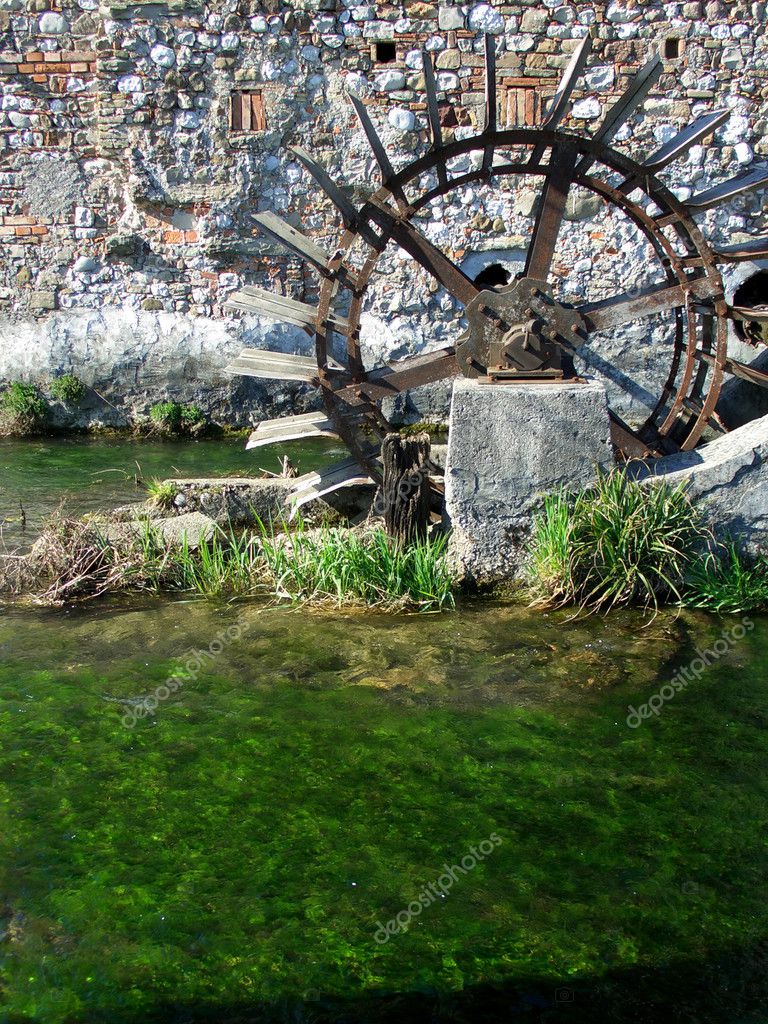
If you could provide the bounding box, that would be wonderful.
[631,413,768,550]
[444,379,613,584]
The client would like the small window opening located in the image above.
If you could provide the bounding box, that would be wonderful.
[474,263,511,291]
[375,41,396,63]
[733,271,768,345]
[230,90,266,132]
[664,37,683,59]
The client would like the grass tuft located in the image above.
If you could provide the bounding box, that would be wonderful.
[683,540,768,613]
[527,470,705,613]
[0,381,48,432]
[145,479,178,508]
[49,374,86,404]
[258,520,455,611]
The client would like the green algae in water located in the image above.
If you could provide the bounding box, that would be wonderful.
[0,601,767,1022]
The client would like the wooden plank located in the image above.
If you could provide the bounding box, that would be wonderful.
[241,92,251,132]
[227,287,349,331]
[714,236,768,262]
[695,349,768,389]
[246,411,341,450]
[251,212,332,274]
[290,457,375,510]
[252,92,265,131]
[230,93,242,131]
[688,167,768,210]
[580,277,720,332]
[225,349,343,383]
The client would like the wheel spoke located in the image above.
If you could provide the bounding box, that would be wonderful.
[524,144,578,281]
[333,347,458,403]
[695,349,768,389]
[579,278,720,333]
[367,203,479,305]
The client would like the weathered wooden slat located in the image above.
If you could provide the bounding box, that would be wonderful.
[290,457,375,510]
[251,212,333,274]
[580,277,720,332]
[422,52,448,187]
[225,349,343,383]
[227,287,349,331]
[576,57,663,176]
[714,236,768,262]
[288,145,360,226]
[695,349,768,389]
[687,166,768,210]
[246,411,341,449]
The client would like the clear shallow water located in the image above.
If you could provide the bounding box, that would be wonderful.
[0,438,767,1022]
[0,596,766,1023]
[0,435,345,546]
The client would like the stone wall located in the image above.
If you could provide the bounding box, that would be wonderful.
[1,0,767,426]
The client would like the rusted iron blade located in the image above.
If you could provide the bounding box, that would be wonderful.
[642,110,730,172]
[542,32,594,130]
[250,212,333,275]
[608,409,654,458]
[422,52,448,186]
[225,349,337,383]
[714,237,768,262]
[524,144,578,281]
[580,277,720,332]
[695,349,768,388]
[229,287,349,331]
[333,347,458,403]
[289,457,375,510]
[246,411,342,450]
[484,34,497,134]
[289,145,360,226]
[422,51,443,151]
[348,94,406,205]
[687,166,768,209]
[576,56,663,175]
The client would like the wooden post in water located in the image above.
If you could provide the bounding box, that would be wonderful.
[380,431,431,545]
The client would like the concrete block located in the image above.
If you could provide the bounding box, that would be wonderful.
[631,413,768,550]
[444,379,614,584]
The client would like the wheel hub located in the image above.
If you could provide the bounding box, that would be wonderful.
[456,276,585,381]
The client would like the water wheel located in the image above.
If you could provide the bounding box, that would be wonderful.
[226,34,768,508]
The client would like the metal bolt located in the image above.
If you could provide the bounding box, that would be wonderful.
[570,324,580,334]
[529,287,538,297]
[524,307,534,317]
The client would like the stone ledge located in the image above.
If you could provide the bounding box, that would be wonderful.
[630,413,768,550]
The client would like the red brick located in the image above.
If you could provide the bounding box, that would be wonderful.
[163,229,184,244]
